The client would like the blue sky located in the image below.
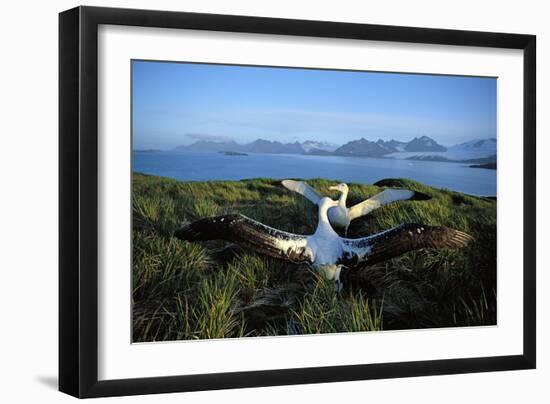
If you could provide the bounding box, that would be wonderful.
[132,60,496,150]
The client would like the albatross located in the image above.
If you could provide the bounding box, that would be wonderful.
[174,197,472,289]
[282,180,430,235]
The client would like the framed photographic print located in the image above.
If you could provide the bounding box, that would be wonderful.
[59,6,536,398]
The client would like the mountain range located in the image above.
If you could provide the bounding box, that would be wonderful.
[385,138,496,163]
[174,139,338,154]
[172,135,496,163]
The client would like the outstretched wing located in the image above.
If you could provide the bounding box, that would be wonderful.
[281,180,323,205]
[348,189,430,220]
[339,223,473,268]
[174,214,313,264]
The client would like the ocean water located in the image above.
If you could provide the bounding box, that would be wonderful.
[133,151,496,196]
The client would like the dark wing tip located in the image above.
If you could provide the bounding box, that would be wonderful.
[410,191,432,201]
[173,215,243,241]
[373,178,407,187]
[173,222,198,241]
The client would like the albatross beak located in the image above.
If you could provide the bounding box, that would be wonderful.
[329,186,339,191]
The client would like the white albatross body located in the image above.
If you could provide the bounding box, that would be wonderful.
[303,198,346,281]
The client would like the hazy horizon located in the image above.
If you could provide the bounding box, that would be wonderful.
[132,61,497,150]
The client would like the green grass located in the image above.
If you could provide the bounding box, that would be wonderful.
[132,173,496,342]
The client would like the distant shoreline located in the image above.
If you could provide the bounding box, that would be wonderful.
[219,151,248,156]
[133,149,496,166]
[469,162,497,170]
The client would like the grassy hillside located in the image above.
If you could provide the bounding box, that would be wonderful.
[132,173,496,342]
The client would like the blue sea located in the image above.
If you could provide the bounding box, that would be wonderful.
[133,151,496,196]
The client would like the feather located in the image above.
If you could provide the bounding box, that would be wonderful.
[340,223,473,267]
[174,214,313,264]
[281,180,322,205]
[348,189,430,220]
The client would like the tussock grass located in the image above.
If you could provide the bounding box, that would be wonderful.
[132,173,496,342]
[290,277,383,334]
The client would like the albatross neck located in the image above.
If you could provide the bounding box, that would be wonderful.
[316,201,338,235]
[338,188,348,207]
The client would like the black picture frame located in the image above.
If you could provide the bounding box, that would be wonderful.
[59,5,536,398]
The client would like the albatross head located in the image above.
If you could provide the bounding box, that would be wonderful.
[329,183,349,194]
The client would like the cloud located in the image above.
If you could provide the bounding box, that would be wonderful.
[185,133,235,142]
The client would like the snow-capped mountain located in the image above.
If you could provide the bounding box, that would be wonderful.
[334,138,389,157]
[375,139,408,153]
[445,138,496,160]
[385,138,496,163]
[404,136,447,152]
[334,136,445,157]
